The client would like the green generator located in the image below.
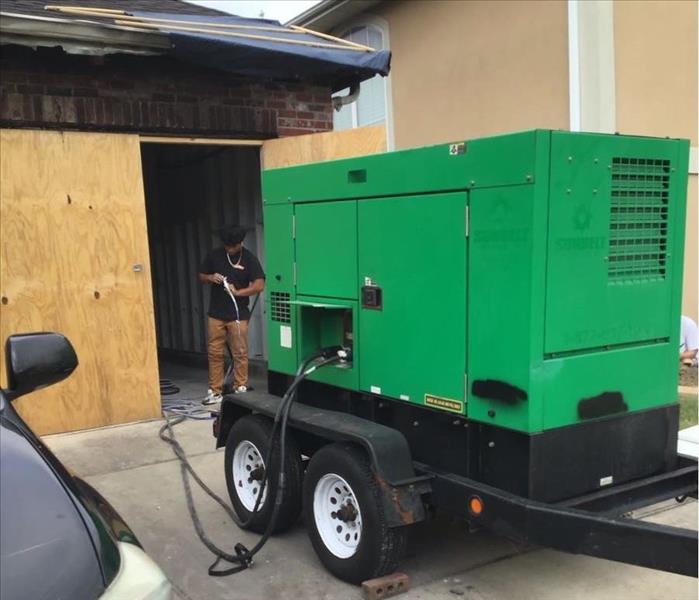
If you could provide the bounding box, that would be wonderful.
[262,129,689,502]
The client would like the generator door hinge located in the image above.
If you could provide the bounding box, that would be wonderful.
[464,205,470,237]
[292,215,296,239]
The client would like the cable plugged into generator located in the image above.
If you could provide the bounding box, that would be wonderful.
[159,346,352,577]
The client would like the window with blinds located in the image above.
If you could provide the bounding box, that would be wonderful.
[332,24,387,130]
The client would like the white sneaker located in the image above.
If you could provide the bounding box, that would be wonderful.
[202,389,223,405]
[234,385,248,394]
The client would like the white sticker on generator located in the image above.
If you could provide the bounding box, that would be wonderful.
[600,475,614,487]
[280,325,292,349]
[400,394,410,401]
[370,386,382,395]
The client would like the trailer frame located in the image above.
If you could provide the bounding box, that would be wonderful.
[214,385,698,578]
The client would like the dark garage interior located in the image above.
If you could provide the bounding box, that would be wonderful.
[141,143,267,387]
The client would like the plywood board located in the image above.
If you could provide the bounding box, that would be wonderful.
[0,129,160,434]
[261,124,386,169]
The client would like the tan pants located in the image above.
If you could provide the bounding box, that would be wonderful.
[207,317,249,393]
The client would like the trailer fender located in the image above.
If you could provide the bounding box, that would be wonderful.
[215,392,430,527]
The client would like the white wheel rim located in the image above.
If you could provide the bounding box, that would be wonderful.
[313,473,362,559]
[232,440,267,512]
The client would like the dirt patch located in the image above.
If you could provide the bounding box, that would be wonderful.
[680,365,698,388]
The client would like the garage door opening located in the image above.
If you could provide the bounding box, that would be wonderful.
[140,142,267,399]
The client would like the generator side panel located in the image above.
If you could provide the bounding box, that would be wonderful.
[263,203,298,375]
[467,185,546,432]
[466,131,551,433]
[542,133,689,429]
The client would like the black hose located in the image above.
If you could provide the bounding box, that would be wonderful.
[159,350,342,577]
[208,355,340,576]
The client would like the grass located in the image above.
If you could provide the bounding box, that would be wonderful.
[679,392,698,430]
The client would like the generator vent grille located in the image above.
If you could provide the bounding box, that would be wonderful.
[270,291,291,323]
[608,157,670,281]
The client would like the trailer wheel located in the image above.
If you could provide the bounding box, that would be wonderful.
[224,414,303,533]
[303,443,408,584]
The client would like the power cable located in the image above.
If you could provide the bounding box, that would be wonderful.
[159,347,349,576]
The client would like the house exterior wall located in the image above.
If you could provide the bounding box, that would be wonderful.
[368,0,570,149]
[0,46,333,138]
[329,0,696,321]
[613,0,698,320]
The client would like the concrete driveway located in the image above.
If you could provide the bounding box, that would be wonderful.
[45,417,698,600]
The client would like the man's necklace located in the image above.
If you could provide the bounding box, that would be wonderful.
[227,251,244,270]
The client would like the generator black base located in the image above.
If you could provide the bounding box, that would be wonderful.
[214,373,698,580]
[268,372,682,503]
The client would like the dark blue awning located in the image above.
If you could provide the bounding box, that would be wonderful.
[132,11,391,91]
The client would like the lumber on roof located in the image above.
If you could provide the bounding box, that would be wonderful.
[43,5,375,51]
[114,19,368,51]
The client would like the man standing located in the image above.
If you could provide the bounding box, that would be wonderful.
[198,226,265,405]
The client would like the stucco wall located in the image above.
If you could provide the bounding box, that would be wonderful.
[341,0,696,320]
[614,0,698,321]
[373,0,569,149]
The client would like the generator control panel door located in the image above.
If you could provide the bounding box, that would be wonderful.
[357,192,467,414]
[295,200,357,300]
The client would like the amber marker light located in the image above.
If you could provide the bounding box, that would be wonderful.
[468,495,484,516]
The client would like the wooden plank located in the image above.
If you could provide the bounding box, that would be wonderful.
[114,20,367,52]
[288,24,374,51]
[47,7,310,36]
[262,124,387,170]
[46,7,375,51]
[0,129,160,434]
[140,136,264,146]
[45,5,127,15]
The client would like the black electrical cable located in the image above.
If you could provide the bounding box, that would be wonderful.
[159,349,344,577]
[160,354,337,576]
[208,354,341,576]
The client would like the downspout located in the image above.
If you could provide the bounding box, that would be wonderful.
[332,82,360,111]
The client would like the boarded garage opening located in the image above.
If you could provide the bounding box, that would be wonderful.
[140,143,267,389]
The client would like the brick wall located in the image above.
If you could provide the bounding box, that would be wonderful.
[0,45,333,138]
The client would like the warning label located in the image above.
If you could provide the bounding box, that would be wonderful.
[424,394,464,414]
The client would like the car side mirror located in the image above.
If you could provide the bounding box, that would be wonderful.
[4,333,78,401]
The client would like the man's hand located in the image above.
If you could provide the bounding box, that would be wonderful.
[210,273,225,284]
[223,279,238,296]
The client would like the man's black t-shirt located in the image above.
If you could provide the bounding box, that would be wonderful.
[199,247,265,321]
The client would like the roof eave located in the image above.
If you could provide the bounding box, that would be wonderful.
[286,0,380,32]
[0,12,170,55]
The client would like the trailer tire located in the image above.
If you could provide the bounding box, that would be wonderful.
[303,443,408,584]
[224,414,303,534]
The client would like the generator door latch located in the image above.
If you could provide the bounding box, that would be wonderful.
[361,285,382,310]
